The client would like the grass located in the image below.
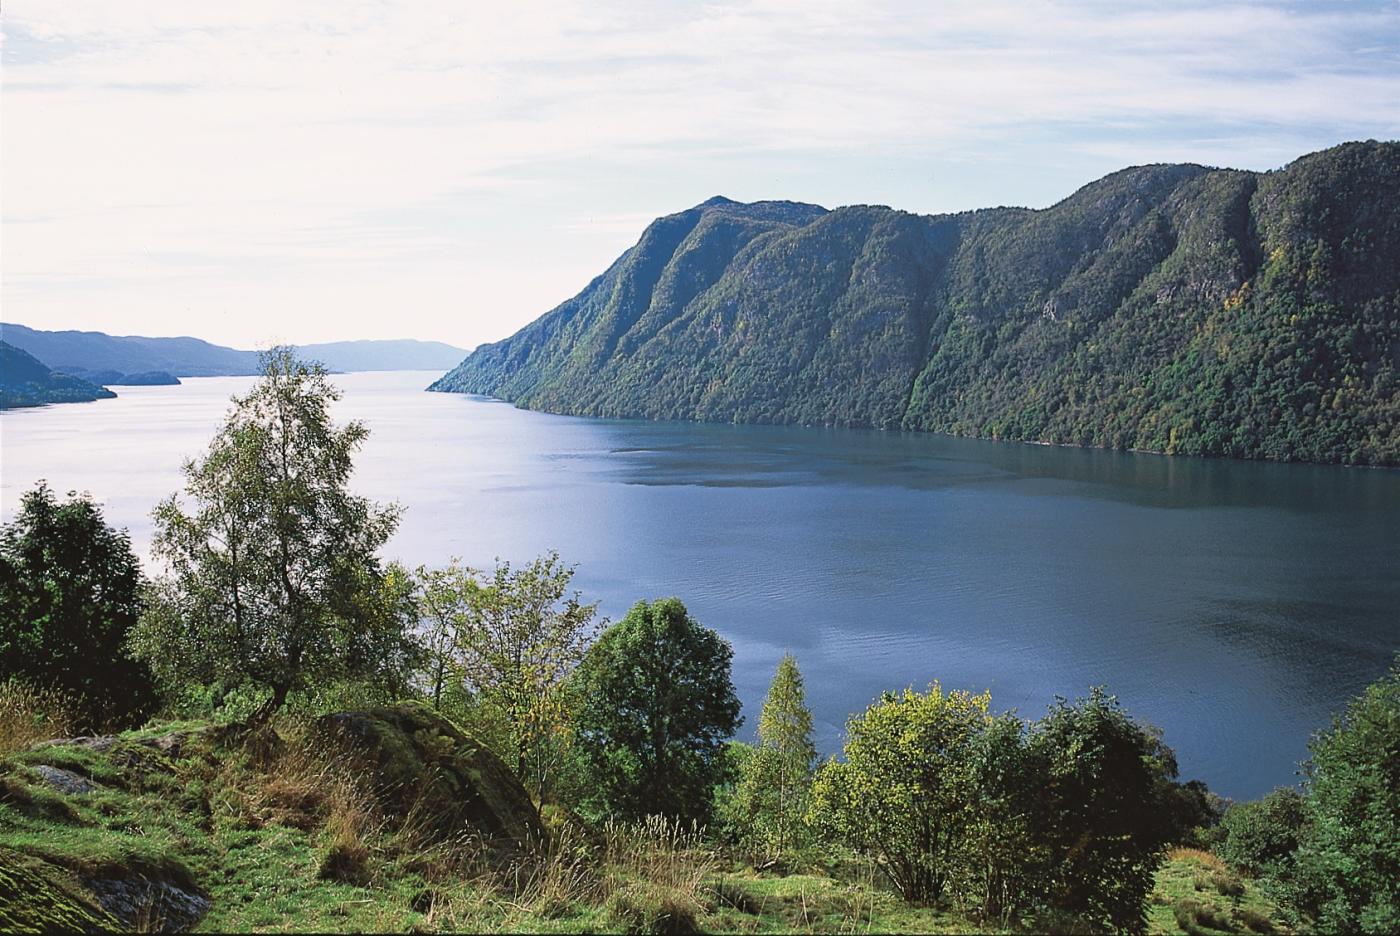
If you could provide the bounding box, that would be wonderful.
[1147,847,1289,935]
[0,714,980,933]
[0,708,1293,934]
[704,871,987,934]
[0,679,77,756]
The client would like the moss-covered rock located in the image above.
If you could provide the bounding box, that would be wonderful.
[0,849,121,934]
[316,702,544,849]
[79,859,210,932]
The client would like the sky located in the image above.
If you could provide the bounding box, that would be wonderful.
[3,1,1399,351]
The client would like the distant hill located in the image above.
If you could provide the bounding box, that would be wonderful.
[63,369,181,386]
[293,339,469,372]
[0,324,259,377]
[0,324,468,377]
[432,142,1400,466]
[0,341,116,409]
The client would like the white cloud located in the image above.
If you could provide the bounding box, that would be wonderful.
[3,0,1398,348]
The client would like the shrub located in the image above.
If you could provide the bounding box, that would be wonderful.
[1218,788,1306,876]
[963,707,1049,922]
[808,684,1174,931]
[808,683,993,905]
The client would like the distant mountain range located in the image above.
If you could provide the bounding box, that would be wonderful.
[0,324,468,380]
[432,141,1400,466]
[0,341,115,409]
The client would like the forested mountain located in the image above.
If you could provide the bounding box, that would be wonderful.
[0,324,467,377]
[432,142,1400,465]
[0,341,116,409]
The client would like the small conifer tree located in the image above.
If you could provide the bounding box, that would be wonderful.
[734,653,817,861]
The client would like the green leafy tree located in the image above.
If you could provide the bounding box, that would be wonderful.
[417,552,600,796]
[0,483,156,729]
[130,348,415,715]
[568,598,741,824]
[1286,657,1400,934]
[809,683,992,905]
[731,653,817,862]
[1029,689,1175,935]
[414,559,473,712]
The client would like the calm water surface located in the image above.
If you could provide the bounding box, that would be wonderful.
[3,371,1397,799]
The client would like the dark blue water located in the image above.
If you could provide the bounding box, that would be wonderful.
[4,371,1397,800]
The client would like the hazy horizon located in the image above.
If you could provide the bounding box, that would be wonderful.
[0,322,471,354]
[5,1,1399,350]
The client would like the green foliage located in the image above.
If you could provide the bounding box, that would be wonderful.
[0,483,156,729]
[414,552,600,797]
[129,348,417,713]
[434,142,1400,466]
[2,709,1040,934]
[809,685,1174,931]
[1219,788,1306,877]
[1284,656,1400,934]
[1156,778,1227,849]
[1029,689,1177,934]
[808,683,994,906]
[567,598,741,825]
[961,706,1048,923]
[729,654,818,863]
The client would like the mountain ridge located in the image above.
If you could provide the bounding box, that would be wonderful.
[0,324,469,377]
[432,141,1400,465]
[0,341,116,409]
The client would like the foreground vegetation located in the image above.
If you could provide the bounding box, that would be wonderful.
[0,700,1290,935]
[433,141,1400,466]
[2,349,1395,933]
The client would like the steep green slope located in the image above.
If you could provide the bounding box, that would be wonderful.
[432,142,1400,465]
[0,342,116,409]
